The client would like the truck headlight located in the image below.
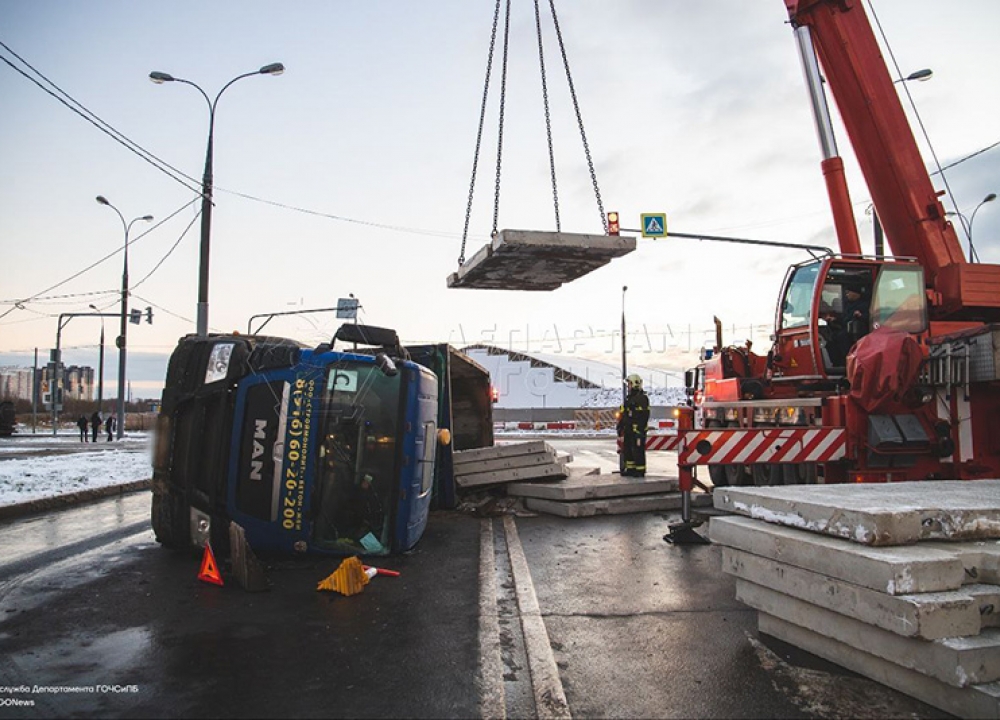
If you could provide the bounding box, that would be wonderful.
[190,507,211,548]
[205,342,236,384]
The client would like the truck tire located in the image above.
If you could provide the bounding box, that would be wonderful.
[708,465,729,487]
[752,464,781,486]
[781,463,818,485]
[151,492,192,550]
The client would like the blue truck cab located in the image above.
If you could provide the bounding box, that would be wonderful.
[151,324,488,557]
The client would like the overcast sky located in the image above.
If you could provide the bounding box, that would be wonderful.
[2,0,999,397]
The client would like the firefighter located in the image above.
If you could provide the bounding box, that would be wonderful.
[618,374,650,477]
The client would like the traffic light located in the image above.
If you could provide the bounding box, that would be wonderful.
[607,211,620,236]
[490,386,500,403]
[145,306,153,324]
[130,309,142,325]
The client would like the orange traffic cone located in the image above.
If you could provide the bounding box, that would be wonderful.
[198,542,224,587]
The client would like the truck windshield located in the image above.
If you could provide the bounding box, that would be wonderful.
[311,361,403,555]
[780,262,820,330]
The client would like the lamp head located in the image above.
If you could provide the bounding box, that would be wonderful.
[259,63,285,76]
[96,195,110,206]
[907,68,933,82]
[985,193,997,204]
[149,71,174,84]
[140,215,154,222]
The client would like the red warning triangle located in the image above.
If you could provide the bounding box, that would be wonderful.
[198,542,224,586]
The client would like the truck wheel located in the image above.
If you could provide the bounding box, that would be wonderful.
[781,463,818,485]
[725,463,752,486]
[752,464,781,486]
[151,492,192,550]
[708,465,728,487]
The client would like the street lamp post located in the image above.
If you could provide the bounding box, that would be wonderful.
[893,68,933,84]
[89,304,105,413]
[968,193,997,263]
[97,196,153,439]
[947,192,996,263]
[149,63,285,337]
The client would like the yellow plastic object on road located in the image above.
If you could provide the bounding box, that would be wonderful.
[316,556,372,596]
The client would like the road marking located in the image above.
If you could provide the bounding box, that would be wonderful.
[477,519,506,719]
[502,516,572,719]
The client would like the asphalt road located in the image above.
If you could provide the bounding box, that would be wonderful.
[0,438,951,719]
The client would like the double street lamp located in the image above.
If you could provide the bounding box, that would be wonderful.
[149,62,285,337]
[947,192,997,263]
[96,196,152,439]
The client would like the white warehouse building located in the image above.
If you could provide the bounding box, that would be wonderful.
[461,345,687,410]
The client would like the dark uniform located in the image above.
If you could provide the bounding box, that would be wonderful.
[618,376,650,477]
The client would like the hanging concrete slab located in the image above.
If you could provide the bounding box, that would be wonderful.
[447,229,636,291]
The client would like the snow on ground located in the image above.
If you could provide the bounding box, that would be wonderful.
[0,429,152,507]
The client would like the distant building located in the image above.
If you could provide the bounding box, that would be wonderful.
[0,365,94,403]
[462,345,686,409]
[0,366,35,401]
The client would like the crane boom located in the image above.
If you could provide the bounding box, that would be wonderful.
[786,0,1000,320]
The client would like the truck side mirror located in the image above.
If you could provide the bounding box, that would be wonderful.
[375,352,397,377]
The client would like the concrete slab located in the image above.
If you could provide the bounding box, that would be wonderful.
[454,440,553,465]
[969,584,1000,629]
[922,540,1000,585]
[759,613,1000,719]
[737,579,1000,687]
[507,472,679,501]
[455,450,562,476]
[446,229,636,291]
[525,491,712,518]
[721,546,983,639]
[713,480,1000,546]
[456,462,567,489]
[709,515,967,595]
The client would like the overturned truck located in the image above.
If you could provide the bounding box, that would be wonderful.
[151,324,492,557]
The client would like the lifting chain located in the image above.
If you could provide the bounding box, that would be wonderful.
[460,0,504,267]
[459,0,608,266]
[492,0,512,241]
[534,0,560,232]
[547,0,607,234]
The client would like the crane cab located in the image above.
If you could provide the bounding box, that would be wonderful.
[772,256,928,386]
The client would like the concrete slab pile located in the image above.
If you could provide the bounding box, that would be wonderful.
[710,482,1000,718]
[453,441,569,490]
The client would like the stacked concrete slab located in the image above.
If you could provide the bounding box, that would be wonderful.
[506,469,713,518]
[710,480,1000,719]
[453,441,569,490]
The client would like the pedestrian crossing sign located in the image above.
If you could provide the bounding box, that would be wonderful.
[641,213,668,238]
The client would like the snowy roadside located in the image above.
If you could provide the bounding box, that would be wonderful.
[0,431,153,513]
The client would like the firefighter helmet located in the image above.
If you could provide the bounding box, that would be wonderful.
[626,374,643,389]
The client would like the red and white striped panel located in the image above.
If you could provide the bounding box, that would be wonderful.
[646,434,682,452]
[678,428,845,465]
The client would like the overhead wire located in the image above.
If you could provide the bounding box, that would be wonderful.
[0,39,203,197]
[0,198,199,322]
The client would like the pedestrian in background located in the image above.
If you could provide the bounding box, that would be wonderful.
[105,414,116,442]
[77,415,89,442]
[90,411,101,443]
